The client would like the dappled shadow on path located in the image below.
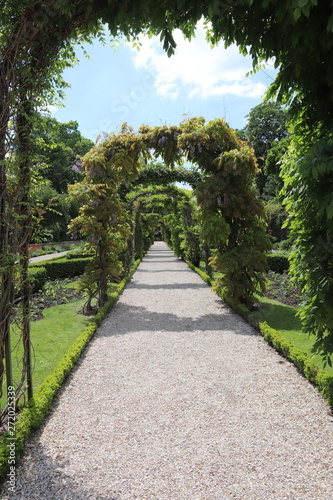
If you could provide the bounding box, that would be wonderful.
[146,247,172,252]
[100,303,258,338]
[0,440,116,500]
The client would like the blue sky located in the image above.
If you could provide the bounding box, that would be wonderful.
[51,22,277,142]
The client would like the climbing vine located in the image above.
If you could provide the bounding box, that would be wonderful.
[127,185,198,263]
[282,133,333,364]
[178,118,272,308]
[68,124,144,311]
[69,117,270,313]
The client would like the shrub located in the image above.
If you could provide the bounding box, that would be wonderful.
[28,267,47,292]
[31,257,91,281]
[66,251,92,259]
[259,322,333,408]
[274,238,293,251]
[266,253,289,273]
[316,372,333,408]
[265,201,288,240]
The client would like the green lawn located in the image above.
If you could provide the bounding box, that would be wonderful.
[2,297,93,410]
[251,295,333,375]
[29,299,93,387]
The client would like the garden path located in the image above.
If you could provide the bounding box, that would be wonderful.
[29,250,70,263]
[3,241,333,499]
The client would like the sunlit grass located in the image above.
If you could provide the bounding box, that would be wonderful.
[1,298,93,410]
[251,295,333,374]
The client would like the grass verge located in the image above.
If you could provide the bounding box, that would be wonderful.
[187,261,333,411]
[250,295,333,374]
[0,259,141,480]
[0,298,91,410]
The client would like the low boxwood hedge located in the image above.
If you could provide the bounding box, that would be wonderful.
[259,322,333,408]
[187,261,333,411]
[31,256,91,281]
[28,267,47,293]
[66,252,92,260]
[266,253,290,273]
[186,261,215,287]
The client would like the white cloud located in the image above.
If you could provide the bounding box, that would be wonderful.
[130,22,267,100]
[47,105,58,114]
[39,104,58,115]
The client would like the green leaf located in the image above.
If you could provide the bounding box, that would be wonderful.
[326,199,333,219]
[327,13,333,33]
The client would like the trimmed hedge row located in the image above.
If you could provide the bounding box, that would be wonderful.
[66,252,92,260]
[259,322,333,408]
[0,258,141,480]
[266,253,289,273]
[30,256,91,281]
[186,261,251,322]
[187,261,333,410]
[28,256,90,292]
[186,261,214,287]
[28,267,47,293]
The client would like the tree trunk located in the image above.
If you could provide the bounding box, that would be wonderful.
[98,239,109,308]
[204,244,213,278]
[16,89,34,400]
[0,63,14,398]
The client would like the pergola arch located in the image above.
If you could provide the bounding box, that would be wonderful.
[126,185,188,262]
[69,116,271,312]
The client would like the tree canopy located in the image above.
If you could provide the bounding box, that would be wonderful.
[244,102,288,197]
[245,102,288,165]
[31,115,94,193]
[206,0,333,131]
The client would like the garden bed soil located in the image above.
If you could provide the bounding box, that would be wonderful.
[264,271,302,308]
[30,279,83,320]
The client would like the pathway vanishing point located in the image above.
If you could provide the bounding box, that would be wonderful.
[2,242,333,499]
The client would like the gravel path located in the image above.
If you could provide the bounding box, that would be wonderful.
[29,251,70,263]
[2,241,333,499]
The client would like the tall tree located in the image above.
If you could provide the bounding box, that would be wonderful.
[31,115,94,193]
[245,102,288,195]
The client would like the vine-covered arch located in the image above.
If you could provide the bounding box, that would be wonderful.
[69,117,271,312]
[127,184,200,265]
